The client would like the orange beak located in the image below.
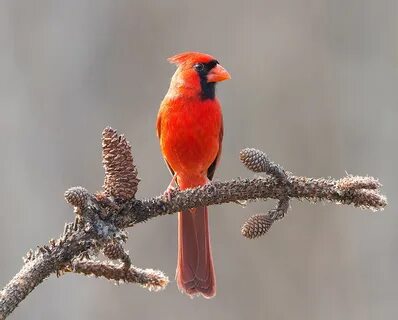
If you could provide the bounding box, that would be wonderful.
[207,64,231,83]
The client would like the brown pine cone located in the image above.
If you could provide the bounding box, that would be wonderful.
[241,214,274,239]
[64,186,89,208]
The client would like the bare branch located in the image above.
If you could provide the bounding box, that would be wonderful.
[66,260,168,291]
[0,128,387,319]
[115,175,386,229]
[0,224,97,319]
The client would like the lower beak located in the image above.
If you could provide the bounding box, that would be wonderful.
[207,64,231,83]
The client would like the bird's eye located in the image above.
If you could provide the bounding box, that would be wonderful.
[194,63,205,72]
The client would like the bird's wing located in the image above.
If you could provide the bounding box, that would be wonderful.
[157,109,176,177]
[207,119,223,181]
[156,109,162,139]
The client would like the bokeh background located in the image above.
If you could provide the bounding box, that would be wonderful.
[0,1,396,319]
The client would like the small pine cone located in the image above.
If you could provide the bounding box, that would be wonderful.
[103,242,125,260]
[102,127,140,201]
[64,186,89,208]
[241,214,274,239]
[240,148,269,173]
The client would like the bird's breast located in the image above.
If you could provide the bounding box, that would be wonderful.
[160,98,222,177]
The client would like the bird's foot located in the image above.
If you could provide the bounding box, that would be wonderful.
[162,175,179,201]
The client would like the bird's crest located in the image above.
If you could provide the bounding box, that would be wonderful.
[168,51,215,66]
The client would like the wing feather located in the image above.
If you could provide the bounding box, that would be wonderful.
[207,119,223,181]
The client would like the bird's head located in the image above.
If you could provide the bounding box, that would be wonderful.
[167,51,231,100]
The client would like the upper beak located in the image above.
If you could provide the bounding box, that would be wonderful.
[207,64,231,83]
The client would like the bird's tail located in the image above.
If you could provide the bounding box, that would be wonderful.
[176,206,215,298]
[175,176,215,298]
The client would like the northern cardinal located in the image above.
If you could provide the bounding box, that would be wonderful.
[157,52,230,298]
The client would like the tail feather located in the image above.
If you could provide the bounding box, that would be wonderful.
[176,206,216,298]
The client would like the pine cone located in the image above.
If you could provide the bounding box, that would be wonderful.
[103,242,125,260]
[241,214,274,239]
[64,186,89,208]
[102,127,140,201]
[240,148,269,173]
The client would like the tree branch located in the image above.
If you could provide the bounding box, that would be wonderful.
[0,221,96,319]
[66,260,168,291]
[115,174,385,228]
[0,128,387,319]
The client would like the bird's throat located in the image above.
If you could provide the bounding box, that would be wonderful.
[199,79,215,100]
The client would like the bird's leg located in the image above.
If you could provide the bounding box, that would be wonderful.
[163,174,179,201]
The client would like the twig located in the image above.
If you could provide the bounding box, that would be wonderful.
[66,260,168,291]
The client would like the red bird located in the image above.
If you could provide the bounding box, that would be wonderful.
[157,52,230,298]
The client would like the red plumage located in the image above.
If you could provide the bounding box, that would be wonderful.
[157,52,230,298]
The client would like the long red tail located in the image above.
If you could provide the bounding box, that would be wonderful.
[176,206,216,298]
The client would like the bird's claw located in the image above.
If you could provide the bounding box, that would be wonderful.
[163,186,177,201]
[163,175,179,201]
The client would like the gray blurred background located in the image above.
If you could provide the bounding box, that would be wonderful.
[0,1,396,319]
